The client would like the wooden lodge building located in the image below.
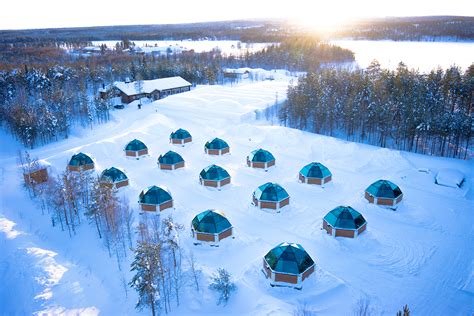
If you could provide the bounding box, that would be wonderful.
[101,76,192,104]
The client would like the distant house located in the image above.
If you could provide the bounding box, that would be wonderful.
[106,76,192,104]
[223,68,250,80]
[80,46,102,55]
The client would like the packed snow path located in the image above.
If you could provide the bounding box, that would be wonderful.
[0,76,473,315]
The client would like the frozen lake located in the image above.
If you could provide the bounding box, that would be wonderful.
[91,40,273,55]
[331,40,474,72]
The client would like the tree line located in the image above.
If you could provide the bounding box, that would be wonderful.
[226,36,354,72]
[335,16,474,41]
[0,49,222,148]
[280,62,473,159]
[0,39,354,148]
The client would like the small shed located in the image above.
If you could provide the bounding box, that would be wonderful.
[100,167,129,189]
[253,182,289,210]
[263,242,315,289]
[191,210,233,244]
[299,162,332,185]
[157,151,185,170]
[23,160,50,185]
[170,128,192,145]
[435,169,465,188]
[204,138,230,155]
[323,206,367,238]
[67,152,94,172]
[247,149,275,170]
[365,180,403,208]
[223,68,250,80]
[125,139,148,159]
[199,165,231,189]
[138,185,173,212]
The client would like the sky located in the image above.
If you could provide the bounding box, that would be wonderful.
[1,0,473,30]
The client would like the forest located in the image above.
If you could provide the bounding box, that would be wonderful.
[0,20,290,44]
[335,16,474,41]
[0,37,353,148]
[2,17,472,45]
[236,37,354,71]
[279,61,473,159]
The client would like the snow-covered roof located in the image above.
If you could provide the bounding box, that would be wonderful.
[223,68,250,74]
[435,169,465,188]
[21,159,51,172]
[114,76,191,96]
[82,46,101,52]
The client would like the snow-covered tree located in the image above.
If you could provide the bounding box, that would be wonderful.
[209,268,236,305]
[130,241,162,316]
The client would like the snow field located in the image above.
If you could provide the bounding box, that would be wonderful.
[0,73,473,315]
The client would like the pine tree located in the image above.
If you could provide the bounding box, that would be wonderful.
[129,241,162,316]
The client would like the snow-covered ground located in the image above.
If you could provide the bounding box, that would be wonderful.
[88,40,273,55]
[0,71,473,315]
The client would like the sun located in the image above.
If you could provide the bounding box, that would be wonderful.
[285,2,363,34]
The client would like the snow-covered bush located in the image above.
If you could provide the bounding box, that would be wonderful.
[209,268,236,305]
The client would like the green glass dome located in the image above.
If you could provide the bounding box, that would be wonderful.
[248,148,275,163]
[299,162,331,179]
[323,206,366,230]
[264,242,315,275]
[68,152,93,167]
[100,167,128,183]
[199,165,230,181]
[158,151,184,165]
[204,138,229,150]
[125,139,147,151]
[139,186,172,205]
[170,128,191,140]
[253,182,289,202]
[366,180,402,199]
[192,210,232,234]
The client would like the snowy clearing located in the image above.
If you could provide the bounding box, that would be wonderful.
[0,71,473,315]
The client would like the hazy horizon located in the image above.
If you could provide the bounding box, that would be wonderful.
[1,0,473,31]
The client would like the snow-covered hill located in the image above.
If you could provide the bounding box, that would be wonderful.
[0,73,472,315]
